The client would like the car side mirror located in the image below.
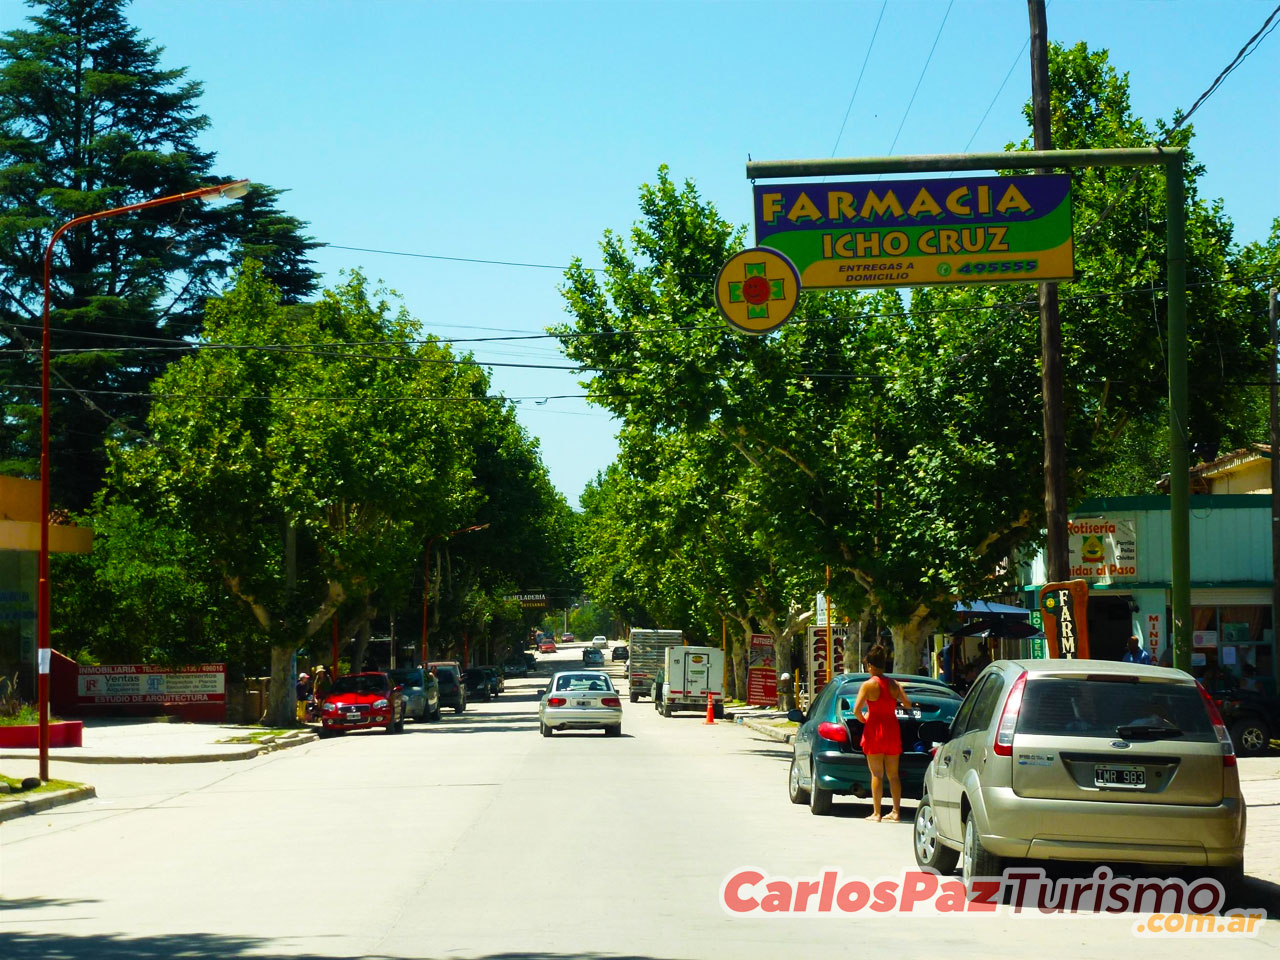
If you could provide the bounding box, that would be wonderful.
[917,719,952,743]
[786,708,805,724]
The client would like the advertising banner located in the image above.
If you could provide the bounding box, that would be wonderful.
[1039,580,1091,659]
[746,634,777,706]
[1068,516,1138,582]
[77,664,226,707]
[753,175,1073,289]
[808,625,849,694]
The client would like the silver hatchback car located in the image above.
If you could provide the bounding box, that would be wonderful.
[914,659,1246,895]
[539,671,623,737]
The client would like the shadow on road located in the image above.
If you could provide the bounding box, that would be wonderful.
[0,932,693,960]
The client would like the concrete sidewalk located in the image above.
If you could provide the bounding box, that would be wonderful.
[0,717,317,765]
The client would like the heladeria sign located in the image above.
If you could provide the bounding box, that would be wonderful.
[753,175,1073,289]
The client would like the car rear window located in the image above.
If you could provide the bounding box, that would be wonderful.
[555,674,613,692]
[1017,677,1215,741]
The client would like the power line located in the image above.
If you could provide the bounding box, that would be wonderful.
[829,0,888,158]
[963,36,1031,152]
[885,0,955,157]
[327,244,605,274]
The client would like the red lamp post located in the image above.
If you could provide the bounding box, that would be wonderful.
[36,180,251,781]
[419,523,489,667]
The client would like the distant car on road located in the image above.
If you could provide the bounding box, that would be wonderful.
[463,667,492,702]
[612,645,628,662]
[429,661,467,714]
[582,647,605,667]
[480,665,505,696]
[388,666,441,722]
[502,656,528,678]
[538,638,557,654]
[320,671,406,736]
[1212,684,1278,757]
[538,671,623,737]
[562,633,576,644]
[523,651,538,671]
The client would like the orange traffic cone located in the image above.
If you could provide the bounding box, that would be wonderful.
[704,690,716,724]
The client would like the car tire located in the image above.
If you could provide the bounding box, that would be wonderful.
[662,702,673,718]
[961,810,1003,899]
[914,792,959,873]
[395,707,406,732]
[1207,860,1245,903]
[629,690,639,703]
[1230,717,1271,757]
[456,701,466,715]
[606,724,621,737]
[788,755,810,805]
[540,722,553,737]
[808,761,833,815]
[430,702,441,721]
[713,702,725,720]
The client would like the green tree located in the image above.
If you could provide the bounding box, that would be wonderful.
[0,0,321,508]
[111,264,482,725]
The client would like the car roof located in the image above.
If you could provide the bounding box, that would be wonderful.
[550,670,609,680]
[999,658,1193,682]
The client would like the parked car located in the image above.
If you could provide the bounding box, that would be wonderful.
[538,638,557,654]
[479,665,504,696]
[389,666,441,722]
[502,656,529,678]
[592,635,609,649]
[1212,683,1278,757]
[787,673,961,815]
[320,671,405,736]
[463,667,492,702]
[429,661,466,713]
[582,647,605,667]
[523,651,538,671]
[562,633,576,644]
[612,645,628,662]
[538,670,623,737]
[913,659,1246,898]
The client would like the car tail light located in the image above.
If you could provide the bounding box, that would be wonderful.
[548,697,567,707]
[1196,680,1236,767]
[817,721,849,743]
[601,697,621,707]
[992,671,1028,757]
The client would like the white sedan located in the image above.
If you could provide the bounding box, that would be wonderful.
[539,671,623,737]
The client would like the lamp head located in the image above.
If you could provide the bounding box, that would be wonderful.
[213,179,251,201]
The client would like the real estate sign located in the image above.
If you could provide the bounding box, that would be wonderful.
[753,174,1073,289]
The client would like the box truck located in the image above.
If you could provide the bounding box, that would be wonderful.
[626,628,683,702]
[657,645,725,718]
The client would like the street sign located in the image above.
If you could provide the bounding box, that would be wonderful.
[1039,579,1090,659]
[714,247,801,335]
[503,593,547,609]
[752,175,1073,289]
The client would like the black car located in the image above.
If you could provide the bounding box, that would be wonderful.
[611,645,628,662]
[463,667,492,702]
[429,662,466,713]
[1214,684,1279,757]
[502,655,528,678]
[480,665,504,697]
[523,651,538,671]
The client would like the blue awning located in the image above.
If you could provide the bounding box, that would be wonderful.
[954,600,1030,619]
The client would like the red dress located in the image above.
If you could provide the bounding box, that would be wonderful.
[860,675,902,755]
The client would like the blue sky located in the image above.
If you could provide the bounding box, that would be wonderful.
[6,0,1277,504]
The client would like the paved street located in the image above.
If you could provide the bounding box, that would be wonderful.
[2,646,1278,959]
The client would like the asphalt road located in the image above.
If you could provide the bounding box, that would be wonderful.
[1,644,1278,959]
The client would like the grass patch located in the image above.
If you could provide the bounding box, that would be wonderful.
[0,773,83,799]
[215,728,294,744]
[0,705,65,726]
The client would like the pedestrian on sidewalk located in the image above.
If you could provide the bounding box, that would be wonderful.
[852,644,912,823]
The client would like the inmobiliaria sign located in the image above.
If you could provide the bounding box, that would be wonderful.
[77,663,226,720]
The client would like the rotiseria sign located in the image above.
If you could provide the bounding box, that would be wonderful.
[753,174,1073,289]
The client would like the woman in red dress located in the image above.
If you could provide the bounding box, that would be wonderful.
[852,644,913,822]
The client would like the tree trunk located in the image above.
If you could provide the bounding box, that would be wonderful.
[351,619,373,673]
[890,606,936,676]
[262,644,300,728]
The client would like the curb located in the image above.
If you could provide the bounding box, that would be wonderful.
[0,730,318,766]
[741,717,796,744]
[0,784,97,822]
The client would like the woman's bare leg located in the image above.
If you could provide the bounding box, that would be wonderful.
[866,753,885,821]
[884,754,903,820]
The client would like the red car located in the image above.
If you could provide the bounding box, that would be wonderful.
[538,639,557,654]
[320,672,406,736]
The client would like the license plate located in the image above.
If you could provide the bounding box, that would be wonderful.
[1094,764,1145,788]
[346,712,361,720]
[575,699,591,707]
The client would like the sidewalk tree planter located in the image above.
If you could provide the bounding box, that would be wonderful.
[0,720,83,748]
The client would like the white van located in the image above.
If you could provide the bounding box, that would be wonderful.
[592,636,609,649]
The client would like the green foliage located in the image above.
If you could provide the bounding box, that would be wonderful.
[0,0,320,508]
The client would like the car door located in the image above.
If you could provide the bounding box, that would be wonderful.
[932,673,988,839]
[794,682,838,780]
[941,671,1006,837]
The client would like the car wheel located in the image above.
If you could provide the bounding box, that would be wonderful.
[1230,717,1271,757]
[662,702,673,718]
[606,724,621,737]
[1207,860,1245,903]
[788,755,810,805]
[456,701,466,714]
[430,702,441,721]
[395,706,406,732]
[713,702,725,720]
[808,761,833,815]
[914,793,959,872]
[540,722,553,737]
[961,810,1002,899]
[629,689,639,703]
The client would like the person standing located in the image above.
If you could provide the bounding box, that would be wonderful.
[936,638,954,686]
[1122,634,1153,665]
[852,644,913,823]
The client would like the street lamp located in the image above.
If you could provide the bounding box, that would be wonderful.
[36,179,251,782]
[420,523,490,666]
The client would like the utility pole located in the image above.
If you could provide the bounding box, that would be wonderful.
[1271,288,1279,692]
[1028,0,1068,583]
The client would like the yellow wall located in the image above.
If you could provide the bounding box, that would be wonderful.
[1207,458,1271,495]
[0,476,93,553]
